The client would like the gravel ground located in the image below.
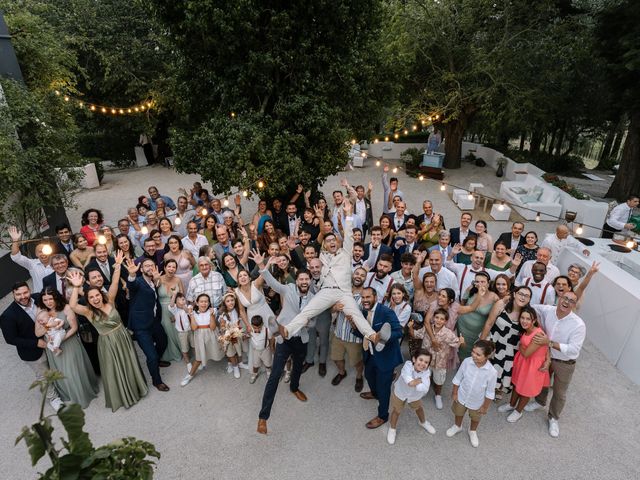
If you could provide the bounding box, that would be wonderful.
[1,162,637,479]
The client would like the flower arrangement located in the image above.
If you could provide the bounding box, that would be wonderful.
[542,174,589,200]
[218,325,243,346]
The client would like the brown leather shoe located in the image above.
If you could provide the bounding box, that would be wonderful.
[359,391,375,400]
[292,390,308,402]
[365,416,387,429]
[302,362,314,373]
[154,383,170,392]
[331,372,347,386]
[354,377,364,392]
[318,363,327,377]
[257,419,267,435]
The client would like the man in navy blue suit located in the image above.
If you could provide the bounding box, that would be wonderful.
[124,258,170,391]
[354,287,403,429]
[363,226,392,271]
[449,212,475,246]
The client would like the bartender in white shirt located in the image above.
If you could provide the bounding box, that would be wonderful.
[527,291,586,438]
[602,194,639,239]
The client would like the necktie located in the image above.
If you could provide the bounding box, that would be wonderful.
[100,262,110,279]
[66,243,72,253]
[60,277,66,297]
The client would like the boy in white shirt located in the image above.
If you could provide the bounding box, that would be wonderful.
[168,292,193,370]
[387,349,436,445]
[249,315,274,384]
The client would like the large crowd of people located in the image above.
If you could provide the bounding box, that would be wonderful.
[3,168,634,448]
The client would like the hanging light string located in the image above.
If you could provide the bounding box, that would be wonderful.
[53,90,154,115]
[357,149,639,247]
[1,177,267,252]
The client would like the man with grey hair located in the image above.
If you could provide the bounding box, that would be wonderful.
[429,230,452,259]
[417,200,435,235]
[515,247,561,285]
[186,256,225,307]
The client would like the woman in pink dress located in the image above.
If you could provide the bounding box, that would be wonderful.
[79,209,104,247]
[498,306,550,423]
[164,235,195,293]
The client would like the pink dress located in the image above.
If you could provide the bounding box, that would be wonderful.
[511,327,550,397]
[429,300,460,370]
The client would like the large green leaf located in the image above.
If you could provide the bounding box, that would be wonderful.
[57,404,93,456]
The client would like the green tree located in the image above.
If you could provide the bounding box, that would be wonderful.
[384,0,560,169]
[0,1,83,237]
[148,0,390,195]
[596,0,640,200]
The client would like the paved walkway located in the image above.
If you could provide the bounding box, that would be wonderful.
[1,162,637,479]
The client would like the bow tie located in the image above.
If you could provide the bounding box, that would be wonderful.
[353,261,362,266]
[531,283,542,287]
[374,277,385,283]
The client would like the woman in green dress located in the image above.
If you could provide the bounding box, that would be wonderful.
[456,272,499,360]
[484,241,512,272]
[158,259,184,362]
[35,287,99,409]
[68,252,148,412]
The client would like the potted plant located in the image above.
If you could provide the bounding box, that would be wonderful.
[496,157,507,177]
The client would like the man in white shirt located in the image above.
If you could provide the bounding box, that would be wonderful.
[174,196,196,237]
[186,257,225,307]
[521,262,555,306]
[602,194,639,238]
[351,242,366,271]
[526,291,586,438]
[541,225,590,264]
[8,226,53,292]
[515,247,560,285]
[181,220,209,260]
[381,165,404,214]
[418,250,459,299]
[390,253,415,301]
[445,250,506,300]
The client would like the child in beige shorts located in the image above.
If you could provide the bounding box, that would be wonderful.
[387,349,436,445]
[249,315,274,384]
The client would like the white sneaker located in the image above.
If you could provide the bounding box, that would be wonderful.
[498,403,515,413]
[227,362,233,374]
[239,362,249,370]
[420,421,436,434]
[249,373,258,384]
[468,430,479,447]
[180,374,193,387]
[198,364,205,371]
[548,418,560,438]
[435,395,443,410]
[233,366,241,379]
[507,410,523,423]
[186,362,192,373]
[524,401,544,412]
[266,368,272,377]
[446,424,462,437]
[387,427,397,445]
[284,369,291,383]
[50,398,63,412]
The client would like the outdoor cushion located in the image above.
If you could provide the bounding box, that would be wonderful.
[521,194,540,204]
[510,186,528,195]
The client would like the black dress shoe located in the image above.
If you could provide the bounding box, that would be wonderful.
[331,372,347,386]
[302,362,314,373]
[154,383,170,392]
[159,361,171,368]
[318,363,327,377]
[355,377,364,392]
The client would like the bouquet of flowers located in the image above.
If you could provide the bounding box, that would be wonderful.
[218,325,243,347]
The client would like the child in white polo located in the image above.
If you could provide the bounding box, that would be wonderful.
[249,315,274,384]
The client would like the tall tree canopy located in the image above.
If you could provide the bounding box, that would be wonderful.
[149,0,390,196]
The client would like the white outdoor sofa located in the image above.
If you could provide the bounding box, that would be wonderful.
[499,174,563,221]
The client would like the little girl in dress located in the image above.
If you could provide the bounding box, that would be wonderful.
[181,293,223,386]
[217,292,245,379]
[37,311,65,356]
[498,306,550,423]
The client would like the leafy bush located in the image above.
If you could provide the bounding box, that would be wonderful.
[542,174,589,200]
[401,147,425,169]
[17,370,159,479]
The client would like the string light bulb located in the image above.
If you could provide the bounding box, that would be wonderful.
[134,107,139,112]
[412,125,417,131]
[575,224,583,235]
[403,129,408,135]
[223,198,229,207]
[242,190,248,197]
[440,182,446,191]
[427,116,432,121]
[535,212,541,222]
[384,136,389,142]
[498,201,505,211]
[174,217,181,225]
[201,208,208,216]
[78,102,84,108]
[147,102,152,108]
[351,139,357,145]
[258,180,265,189]
[119,109,124,114]
[54,90,60,96]
[392,167,398,173]
[90,105,96,111]
[374,139,379,144]
[394,133,399,139]
[97,235,107,245]
[435,114,440,120]
[231,112,236,118]
[418,174,424,181]
[42,244,53,255]
[127,108,132,113]
[64,96,70,102]
[467,193,474,201]
[362,152,367,158]
[111,108,116,114]
[101,107,107,113]
[141,226,149,235]
[375,160,381,167]
[626,238,635,249]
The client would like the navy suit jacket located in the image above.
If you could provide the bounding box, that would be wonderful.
[126,276,161,331]
[391,237,419,271]
[0,296,43,361]
[449,227,476,246]
[354,304,403,372]
[85,256,116,285]
[387,213,410,232]
[42,271,63,294]
[363,243,393,262]
[494,232,525,251]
